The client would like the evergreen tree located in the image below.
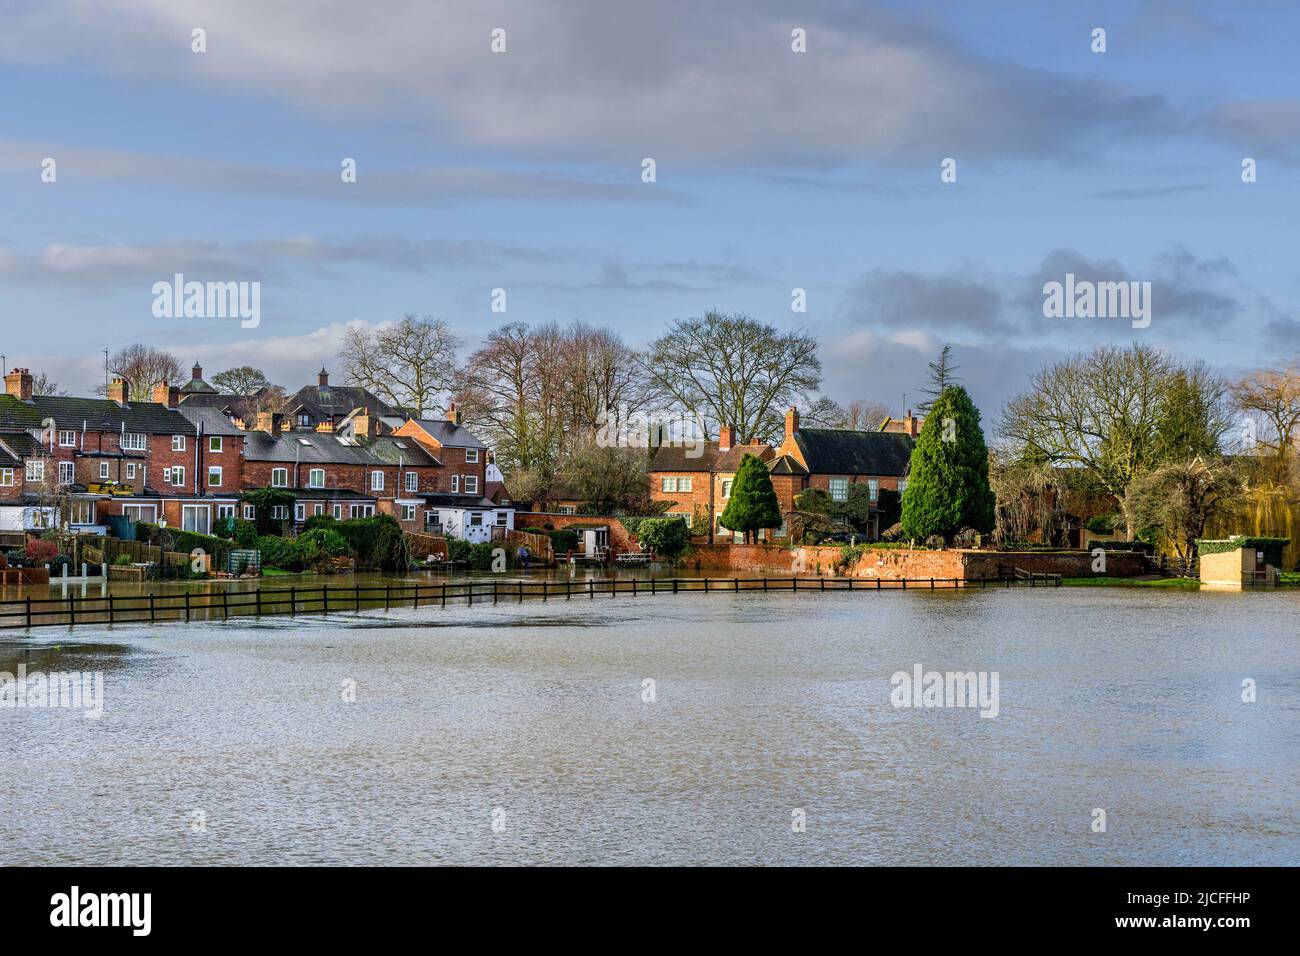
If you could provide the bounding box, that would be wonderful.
[719,453,783,543]
[900,385,995,544]
[918,344,960,413]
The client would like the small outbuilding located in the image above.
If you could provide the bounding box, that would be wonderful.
[1197,536,1290,590]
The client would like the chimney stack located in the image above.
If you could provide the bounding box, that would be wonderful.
[4,368,33,402]
[315,420,335,433]
[150,380,180,408]
[446,402,462,426]
[784,406,800,441]
[255,411,283,436]
[318,367,329,387]
[905,409,920,438]
[107,377,129,406]
[718,423,736,452]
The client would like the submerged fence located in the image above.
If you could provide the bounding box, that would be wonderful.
[0,573,1061,630]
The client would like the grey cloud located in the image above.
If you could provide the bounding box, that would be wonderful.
[843,267,1012,337]
[1205,101,1300,163]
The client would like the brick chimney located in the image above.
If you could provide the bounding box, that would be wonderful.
[718,423,736,451]
[4,367,33,402]
[255,411,283,436]
[446,402,462,426]
[107,377,129,406]
[784,406,800,441]
[318,367,329,387]
[352,410,375,438]
[903,409,920,438]
[150,380,180,408]
[190,362,203,384]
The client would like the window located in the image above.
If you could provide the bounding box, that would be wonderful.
[172,435,186,451]
[333,504,342,519]
[451,475,460,493]
[465,448,479,463]
[126,463,137,479]
[660,477,676,493]
[58,430,76,447]
[181,505,210,534]
[295,503,305,522]
[170,466,185,487]
[898,479,909,495]
[297,414,311,427]
[70,500,95,524]
[98,462,110,480]
[464,476,478,494]
[271,467,288,487]
[405,472,418,493]
[495,511,508,526]
[867,479,879,501]
[271,505,290,520]
[25,460,44,482]
[313,503,323,516]
[829,478,848,501]
[349,504,374,518]
[680,477,692,492]
[123,504,157,523]
[0,468,13,486]
[122,433,146,451]
[469,512,483,526]
[401,504,416,521]
[209,436,223,453]
[208,466,222,487]
[243,504,255,520]
[216,504,235,520]
[308,468,325,488]
[721,479,733,498]
[557,505,576,515]
[371,470,384,491]
[59,461,75,484]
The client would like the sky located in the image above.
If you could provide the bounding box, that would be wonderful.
[1,0,1298,424]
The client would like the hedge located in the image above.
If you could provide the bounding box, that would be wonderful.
[1197,536,1290,557]
[136,523,234,563]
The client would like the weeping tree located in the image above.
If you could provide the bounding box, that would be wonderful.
[900,386,995,545]
[1123,457,1242,568]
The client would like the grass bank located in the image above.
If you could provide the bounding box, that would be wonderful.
[1061,576,1200,590]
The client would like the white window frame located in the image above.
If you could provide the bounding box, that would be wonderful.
[680,477,692,492]
[271,467,288,488]
[371,470,384,491]
[171,465,185,487]
[495,511,508,526]
[469,512,483,526]
[401,504,416,521]
[0,468,13,486]
[122,433,146,451]
[243,504,256,520]
[661,477,676,493]
[308,468,325,489]
[99,462,110,480]
[126,462,137,479]
[465,448,479,463]
[451,475,460,493]
[405,471,418,493]
[216,504,235,520]
[209,435,223,452]
[59,461,75,484]
[464,475,478,495]
[829,478,848,502]
[868,479,879,501]
[208,466,222,488]
[295,503,305,522]
[25,460,44,482]
[172,434,186,451]
[721,478,732,499]
[57,430,76,447]
[333,504,342,519]
[313,503,324,516]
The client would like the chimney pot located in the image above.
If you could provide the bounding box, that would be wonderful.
[107,377,129,406]
[4,367,33,402]
[784,406,800,440]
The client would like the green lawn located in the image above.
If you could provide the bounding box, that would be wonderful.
[1061,576,1200,590]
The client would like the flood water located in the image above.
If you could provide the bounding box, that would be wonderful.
[2,585,1297,865]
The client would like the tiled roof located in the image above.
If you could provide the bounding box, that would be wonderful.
[286,383,397,422]
[359,435,440,467]
[408,419,488,450]
[766,453,808,475]
[175,404,248,437]
[0,395,196,435]
[714,444,773,472]
[243,431,382,465]
[649,441,720,473]
[424,493,502,509]
[0,431,44,463]
[793,428,914,477]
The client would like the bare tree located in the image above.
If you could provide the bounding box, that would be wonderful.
[31,373,67,397]
[97,345,184,401]
[339,315,459,415]
[1125,457,1241,568]
[1231,361,1300,481]
[564,322,656,434]
[643,311,821,443]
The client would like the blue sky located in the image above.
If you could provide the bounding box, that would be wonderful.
[1,0,1297,420]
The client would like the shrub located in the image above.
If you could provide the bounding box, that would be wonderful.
[113,553,134,566]
[447,538,471,563]
[233,519,259,548]
[25,539,59,564]
[137,523,233,564]
[296,527,352,572]
[303,514,338,533]
[1086,514,1117,535]
[332,514,408,570]
[546,529,578,555]
[635,517,689,560]
[49,553,73,575]
[467,541,500,571]
[257,535,306,572]
[241,488,297,535]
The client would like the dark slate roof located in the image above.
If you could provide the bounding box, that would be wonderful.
[286,382,397,422]
[242,431,382,465]
[424,493,502,509]
[175,404,248,437]
[793,429,914,477]
[766,453,808,475]
[359,435,440,467]
[0,395,196,435]
[408,418,488,450]
[714,444,773,472]
[180,376,217,394]
[649,441,720,473]
[0,431,44,463]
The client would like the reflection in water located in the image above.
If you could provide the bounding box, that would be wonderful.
[2,587,1297,865]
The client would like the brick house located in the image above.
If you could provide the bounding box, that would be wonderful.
[281,367,399,432]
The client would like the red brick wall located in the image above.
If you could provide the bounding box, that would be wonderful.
[516,513,639,553]
[649,471,711,518]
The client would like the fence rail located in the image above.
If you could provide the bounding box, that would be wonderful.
[0,573,1060,630]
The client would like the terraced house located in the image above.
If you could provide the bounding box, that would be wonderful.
[0,366,513,541]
